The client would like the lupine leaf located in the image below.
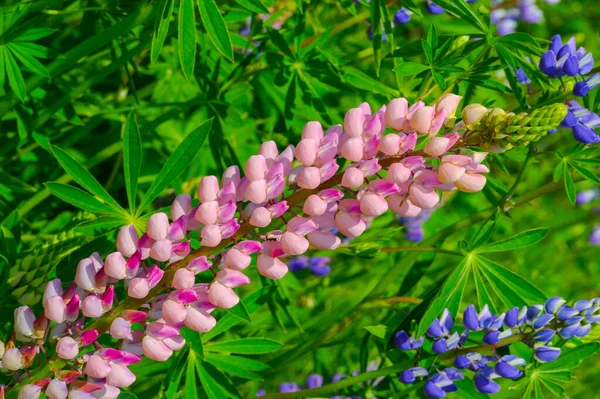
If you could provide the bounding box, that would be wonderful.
[123,112,142,212]
[474,228,548,253]
[198,0,234,61]
[393,62,430,75]
[204,354,262,380]
[553,162,565,182]
[0,47,5,90]
[563,171,576,205]
[417,257,471,337]
[226,297,252,322]
[178,0,196,79]
[151,0,175,63]
[49,146,125,213]
[4,48,26,100]
[195,360,242,399]
[569,163,600,184]
[267,27,294,58]
[234,0,269,14]
[137,119,212,215]
[429,0,487,33]
[342,66,399,97]
[184,354,199,399]
[370,0,382,76]
[476,256,546,304]
[204,338,283,354]
[8,45,49,78]
[471,208,500,249]
[14,28,56,41]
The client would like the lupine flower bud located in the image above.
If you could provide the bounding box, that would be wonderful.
[56,337,79,360]
[2,348,23,370]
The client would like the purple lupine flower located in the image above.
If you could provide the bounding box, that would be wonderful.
[309,257,331,276]
[590,225,600,245]
[394,330,424,350]
[399,367,428,384]
[576,189,599,205]
[427,1,445,14]
[397,207,435,242]
[574,73,600,97]
[474,367,501,394]
[306,374,323,389]
[288,257,309,272]
[495,355,525,379]
[519,0,543,23]
[278,382,301,393]
[255,389,265,397]
[560,101,600,145]
[516,67,531,84]
[534,345,561,363]
[424,369,463,398]
[394,8,412,24]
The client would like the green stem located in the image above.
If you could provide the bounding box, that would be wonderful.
[258,360,412,399]
[498,143,535,209]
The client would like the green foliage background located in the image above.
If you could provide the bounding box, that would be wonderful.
[0,0,599,398]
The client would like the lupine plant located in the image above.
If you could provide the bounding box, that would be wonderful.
[0,1,599,399]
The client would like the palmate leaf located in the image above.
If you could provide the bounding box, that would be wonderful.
[137,119,212,215]
[49,145,125,214]
[198,0,234,61]
[203,354,263,380]
[123,112,142,212]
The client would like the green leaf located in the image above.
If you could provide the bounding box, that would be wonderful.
[0,47,5,90]
[14,28,56,42]
[75,216,126,235]
[151,0,175,63]
[417,257,471,336]
[342,66,399,97]
[195,360,242,399]
[123,112,142,212]
[198,0,234,61]
[370,0,382,76]
[422,40,433,65]
[553,162,565,182]
[429,0,487,33]
[476,256,546,305]
[427,24,438,50]
[204,354,263,380]
[499,32,539,49]
[185,355,199,399]
[204,338,283,354]
[474,228,548,253]
[178,0,196,79]
[137,119,212,215]
[234,0,269,13]
[8,45,49,78]
[267,27,294,58]
[45,182,121,215]
[50,145,125,213]
[570,163,599,184]
[564,171,576,206]
[539,342,600,371]
[364,324,387,339]
[393,62,430,76]
[4,48,25,101]
[471,208,500,249]
[226,298,252,322]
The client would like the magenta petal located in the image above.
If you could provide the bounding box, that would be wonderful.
[146,265,165,289]
[268,201,289,218]
[125,250,141,279]
[188,256,212,274]
[235,240,263,254]
[220,219,240,238]
[368,179,400,197]
[123,310,148,324]
[318,188,344,202]
[79,330,100,346]
[98,348,124,362]
[170,289,200,304]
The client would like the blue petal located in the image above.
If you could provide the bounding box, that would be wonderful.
[495,362,523,380]
[306,374,323,389]
[399,369,415,384]
[572,123,600,144]
[474,374,501,394]
[463,305,480,331]
[534,346,561,363]
[545,297,566,314]
[394,331,412,350]
[533,313,554,329]
[432,338,448,354]
[424,381,447,398]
